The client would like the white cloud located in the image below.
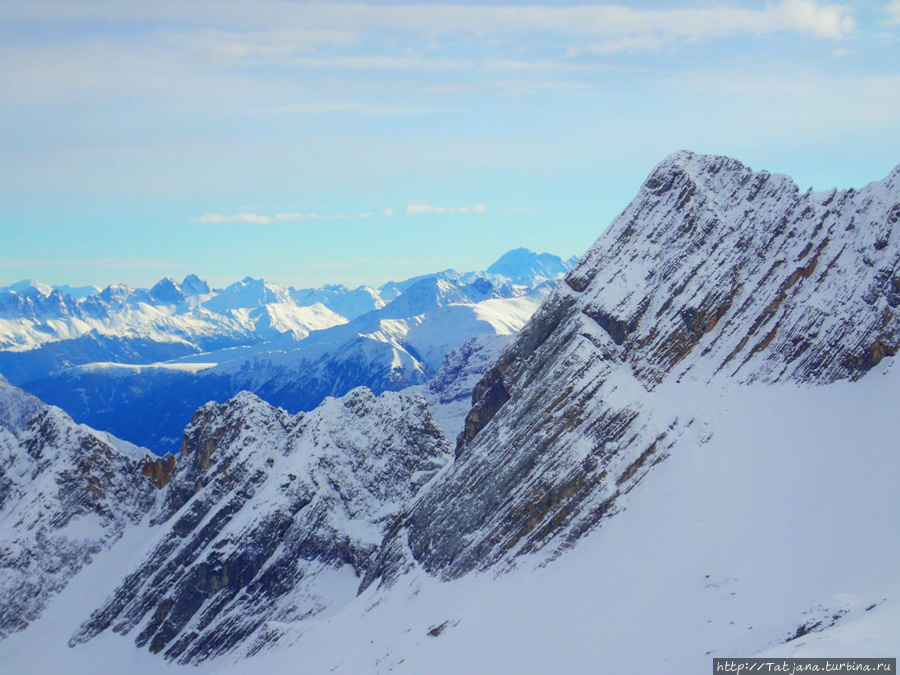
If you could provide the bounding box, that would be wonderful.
[1,1,857,111]
[405,203,487,215]
[192,210,386,223]
[3,2,855,42]
[832,48,851,57]
[267,103,458,115]
[887,1,900,23]
[567,35,672,57]
[191,212,274,224]
[254,55,466,70]
[491,79,591,96]
[174,27,355,64]
[485,60,598,73]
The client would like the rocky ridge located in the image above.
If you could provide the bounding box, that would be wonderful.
[0,376,159,640]
[365,150,900,584]
[71,388,451,663]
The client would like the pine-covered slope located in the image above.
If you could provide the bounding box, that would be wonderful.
[367,150,900,583]
[70,388,450,664]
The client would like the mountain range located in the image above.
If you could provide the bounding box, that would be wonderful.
[1,248,572,453]
[0,152,897,674]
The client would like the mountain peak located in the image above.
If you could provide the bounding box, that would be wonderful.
[180,274,210,296]
[149,277,185,304]
[3,279,53,297]
[367,152,900,584]
[486,247,572,285]
[644,151,800,209]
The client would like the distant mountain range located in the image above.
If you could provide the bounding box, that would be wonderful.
[0,248,575,453]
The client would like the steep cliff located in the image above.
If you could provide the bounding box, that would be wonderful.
[0,376,159,639]
[71,388,450,663]
[366,150,900,583]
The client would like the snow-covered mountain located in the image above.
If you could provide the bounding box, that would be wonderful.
[0,375,161,640]
[0,372,450,662]
[0,252,572,372]
[485,247,575,286]
[16,258,564,454]
[70,388,449,663]
[289,284,385,320]
[409,333,515,441]
[1,153,898,674]
[369,150,900,581]
[0,275,347,385]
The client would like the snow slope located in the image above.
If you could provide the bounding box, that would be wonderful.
[375,150,900,585]
[215,362,900,675]
[1,360,897,674]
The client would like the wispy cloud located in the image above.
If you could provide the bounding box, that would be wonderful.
[2,2,855,40]
[887,1,900,24]
[485,60,599,73]
[192,206,489,221]
[405,203,487,215]
[190,213,274,224]
[567,35,673,57]
[1,1,858,111]
[262,55,466,70]
[492,79,591,96]
[190,210,388,224]
[266,103,459,115]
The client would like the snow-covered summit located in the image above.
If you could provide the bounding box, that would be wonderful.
[1,280,54,297]
[486,247,572,286]
[369,150,900,584]
[565,149,900,385]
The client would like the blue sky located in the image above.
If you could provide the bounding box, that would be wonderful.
[2,0,899,290]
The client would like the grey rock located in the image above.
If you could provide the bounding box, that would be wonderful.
[365,150,900,585]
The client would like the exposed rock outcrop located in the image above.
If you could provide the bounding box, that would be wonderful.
[0,378,159,639]
[366,151,900,584]
[71,388,450,664]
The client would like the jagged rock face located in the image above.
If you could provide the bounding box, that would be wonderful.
[150,277,186,305]
[0,378,158,639]
[559,151,900,386]
[419,333,514,442]
[428,334,514,410]
[0,374,42,434]
[365,151,900,584]
[71,388,450,664]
